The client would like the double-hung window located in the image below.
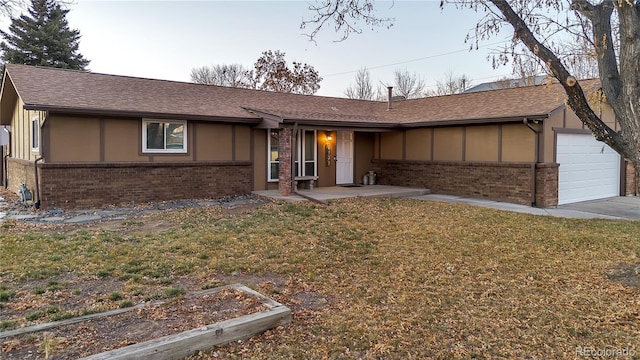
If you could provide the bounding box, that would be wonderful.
[142,120,187,153]
[31,115,40,152]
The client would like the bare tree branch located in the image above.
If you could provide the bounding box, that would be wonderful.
[489,0,630,159]
[301,0,394,42]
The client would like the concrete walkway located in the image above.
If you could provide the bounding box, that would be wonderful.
[253,185,430,203]
[413,194,639,220]
[255,185,639,220]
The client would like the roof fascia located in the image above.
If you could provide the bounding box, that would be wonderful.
[243,108,284,129]
[547,104,566,117]
[400,114,550,128]
[281,118,398,129]
[0,71,19,126]
[22,105,262,124]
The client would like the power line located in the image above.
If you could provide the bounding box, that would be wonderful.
[323,40,508,77]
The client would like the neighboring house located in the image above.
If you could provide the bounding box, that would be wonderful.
[464,75,548,93]
[0,64,634,209]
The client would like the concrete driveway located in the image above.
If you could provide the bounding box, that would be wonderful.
[415,194,640,220]
[558,196,640,220]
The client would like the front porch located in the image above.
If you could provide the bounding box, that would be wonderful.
[253,185,430,203]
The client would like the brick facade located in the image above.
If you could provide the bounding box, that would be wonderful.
[625,160,637,196]
[370,160,559,207]
[36,161,253,209]
[6,158,37,196]
[535,163,559,207]
[278,128,294,196]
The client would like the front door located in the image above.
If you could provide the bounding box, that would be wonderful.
[336,131,354,184]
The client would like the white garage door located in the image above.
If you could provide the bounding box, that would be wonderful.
[557,133,620,205]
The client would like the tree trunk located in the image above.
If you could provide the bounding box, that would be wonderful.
[490,0,640,165]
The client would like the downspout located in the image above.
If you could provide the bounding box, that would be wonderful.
[524,118,542,207]
[2,126,10,188]
[34,156,43,209]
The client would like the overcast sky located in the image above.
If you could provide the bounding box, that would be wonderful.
[30,1,516,97]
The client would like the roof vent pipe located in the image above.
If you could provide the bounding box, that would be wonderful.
[387,86,393,110]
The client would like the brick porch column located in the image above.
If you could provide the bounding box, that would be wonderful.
[278,128,294,196]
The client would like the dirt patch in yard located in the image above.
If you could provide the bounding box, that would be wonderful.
[1,287,269,359]
[606,263,640,289]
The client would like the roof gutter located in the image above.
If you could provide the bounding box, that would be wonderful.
[21,105,262,125]
[280,118,397,129]
[400,114,550,128]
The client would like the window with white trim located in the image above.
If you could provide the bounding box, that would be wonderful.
[142,120,187,153]
[295,130,317,177]
[267,129,316,182]
[31,115,40,152]
[268,130,279,182]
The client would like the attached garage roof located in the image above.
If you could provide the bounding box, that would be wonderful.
[1,64,600,127]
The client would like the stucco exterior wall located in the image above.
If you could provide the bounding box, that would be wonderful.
[433,127,464,161]
[195,123,232,161]
[379,131,403,160]
[466,125,499,162]
[45,115,251,163]
[103,118,149,162]
[378,123,535,164]
[253,129,267,191]
[501,124,535,162]
[405,128,431,161]
[48,116,101,162]
[235,126,252,162]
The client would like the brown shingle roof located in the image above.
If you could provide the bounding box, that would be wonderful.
[2,64,598,127]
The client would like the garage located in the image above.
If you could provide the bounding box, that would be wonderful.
[556,132,620,205]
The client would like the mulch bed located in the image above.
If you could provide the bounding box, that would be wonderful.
[1,287,269,359]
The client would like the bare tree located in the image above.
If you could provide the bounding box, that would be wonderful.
[557,36,600,80]
[190,64,253,88]
[382,68,426,99]
[429,71,472,96]
[191,51,322,94]
[344,67,375,100]
[0,0,26,16]
[301,0,640,166]
[253,50,322,95]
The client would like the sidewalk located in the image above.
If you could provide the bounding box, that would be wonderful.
[413,194,627,220]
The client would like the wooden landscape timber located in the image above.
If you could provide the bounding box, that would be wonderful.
[1,284,292,360]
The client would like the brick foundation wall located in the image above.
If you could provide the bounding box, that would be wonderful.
[6,158,37,196]
[625,160,637,196]
[535,163,559,207]
[370,160,559,207]
[37,161,253,209]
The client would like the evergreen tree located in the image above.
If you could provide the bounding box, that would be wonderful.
[0,0,89,70]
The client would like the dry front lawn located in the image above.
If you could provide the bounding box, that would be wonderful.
[1,197,639,359]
